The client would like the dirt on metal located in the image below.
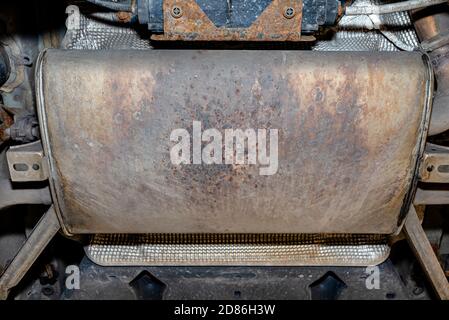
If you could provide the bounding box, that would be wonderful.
[151,0,304,41]
[38,50,430,235]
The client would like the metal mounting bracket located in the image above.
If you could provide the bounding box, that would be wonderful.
[6,140,49,182]
[419,143,449,183]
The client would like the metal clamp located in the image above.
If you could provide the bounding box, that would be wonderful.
[151,0,305,42]
[6,140,49,182]
[421,30,449,52]
[419,143,449,183]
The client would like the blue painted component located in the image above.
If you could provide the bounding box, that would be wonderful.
[137,0,339,35]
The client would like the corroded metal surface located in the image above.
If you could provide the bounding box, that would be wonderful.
[86,233,390,266]
[151,0,304,41]
[37,50,430,235]
[0,106,13,142]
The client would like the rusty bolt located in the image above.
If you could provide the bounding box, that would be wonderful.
[116,11,133,23]
[283,7,296,19]
[171,6,183,18]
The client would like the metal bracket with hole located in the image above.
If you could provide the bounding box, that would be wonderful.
[151,0,307,42]
[419,143,449,183]
[6,140,49,182]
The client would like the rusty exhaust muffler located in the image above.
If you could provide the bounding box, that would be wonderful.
[36,50,431,235]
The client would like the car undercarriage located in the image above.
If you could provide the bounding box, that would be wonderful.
[0,0,449,301]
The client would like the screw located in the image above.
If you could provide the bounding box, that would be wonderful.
[171,6,183,18]
[283,7,295,19]
[412,286,424,296]
[42,286,54,296]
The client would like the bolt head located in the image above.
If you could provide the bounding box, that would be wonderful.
[283,7,295,19]
[171,6,183,18]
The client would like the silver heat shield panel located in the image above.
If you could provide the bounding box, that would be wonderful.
[62,5,152,50]
[313,0,419,51]
[62,1,419,52]
[86,234,390,266]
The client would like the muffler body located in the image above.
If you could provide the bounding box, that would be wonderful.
[37,50,431,234]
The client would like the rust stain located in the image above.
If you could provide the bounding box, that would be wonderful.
[39,50,428,235]
[116,11,133,23]
[151,0,305,42]
[0,106,13,142]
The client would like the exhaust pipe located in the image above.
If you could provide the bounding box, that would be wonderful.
[413,4,449,136]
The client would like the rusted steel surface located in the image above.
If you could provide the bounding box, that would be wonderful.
[151,0,304,41]
[0,106,13,142]
[115,11,134,23]
[37,50,430,235]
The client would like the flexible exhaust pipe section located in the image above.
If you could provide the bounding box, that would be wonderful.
[413,4,449,136]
